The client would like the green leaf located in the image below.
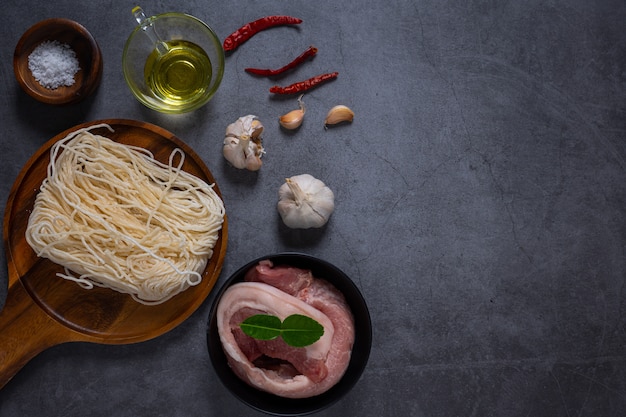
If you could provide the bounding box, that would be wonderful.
[240,314,282,340]
[281,314,325,347]
[239,314,325,347]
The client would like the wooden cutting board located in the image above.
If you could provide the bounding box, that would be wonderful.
[0,119,228,388]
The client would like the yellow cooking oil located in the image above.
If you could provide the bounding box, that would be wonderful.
[144,40,212,107]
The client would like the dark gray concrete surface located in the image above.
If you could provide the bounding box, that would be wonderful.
[1,0,625,416]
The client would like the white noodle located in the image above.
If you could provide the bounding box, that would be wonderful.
[25,124,225,305]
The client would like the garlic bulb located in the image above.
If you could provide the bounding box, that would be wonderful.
[324,105,354,127]
[279,94,305,130]
[277,174,335,229]
[223,115,265,171]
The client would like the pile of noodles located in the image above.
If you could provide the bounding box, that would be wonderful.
[25,124,225,305]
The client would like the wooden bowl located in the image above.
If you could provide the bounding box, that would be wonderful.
[13,18,103,105]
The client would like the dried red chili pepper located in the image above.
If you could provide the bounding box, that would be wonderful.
[269,72,339,94]
[245,46,318,76]
[223,16,303,52]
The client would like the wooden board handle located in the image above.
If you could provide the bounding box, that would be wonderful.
[0,278,70,389]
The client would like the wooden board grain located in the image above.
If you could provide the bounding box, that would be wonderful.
[0,119,228,388]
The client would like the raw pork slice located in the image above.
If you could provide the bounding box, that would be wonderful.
[217,260,355,398]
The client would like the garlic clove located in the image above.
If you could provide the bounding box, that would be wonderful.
[324,105,354,127]
[279,94,306,130]
[250,119,264,139]
[279,109,305,130]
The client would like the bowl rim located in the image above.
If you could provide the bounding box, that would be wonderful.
[122,11,225,114]
[13,17,103,105]
[207,252,372,416]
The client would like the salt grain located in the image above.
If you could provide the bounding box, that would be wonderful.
[28,40,80,89]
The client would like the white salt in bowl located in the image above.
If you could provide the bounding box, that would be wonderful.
[207,253,372,416]
[13,18,103,105]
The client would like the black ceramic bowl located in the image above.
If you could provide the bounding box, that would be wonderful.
[207,253,372,416]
